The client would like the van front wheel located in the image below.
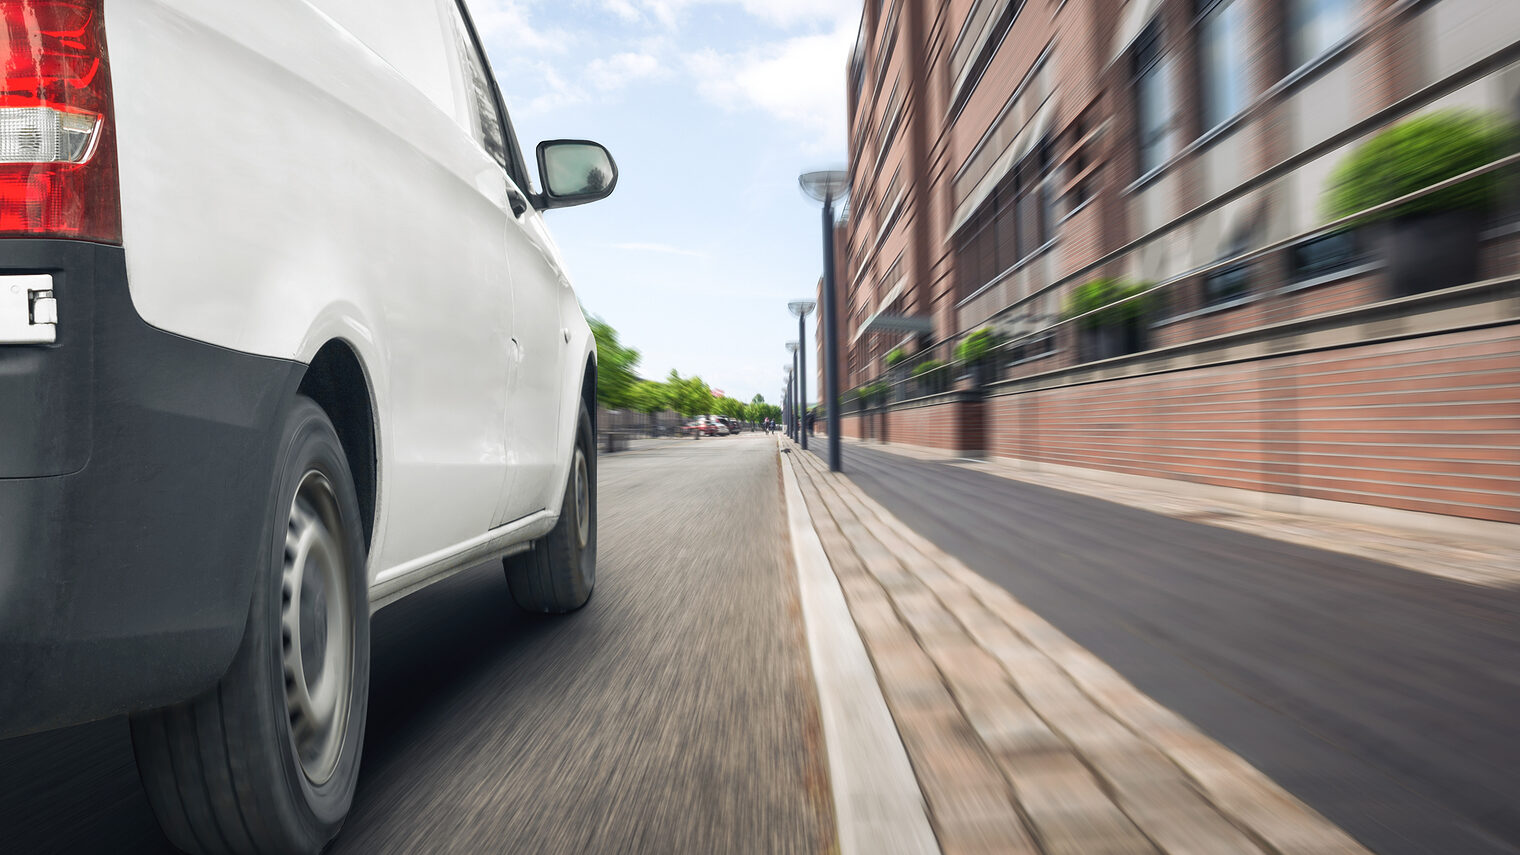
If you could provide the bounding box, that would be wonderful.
[504,402,596,613]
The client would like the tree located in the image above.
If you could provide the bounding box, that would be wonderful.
[587,315,640,409]
[665,370,712,417]
[746,394,769,424]
[628,380,670,414]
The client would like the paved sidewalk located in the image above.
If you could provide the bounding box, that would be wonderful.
[784,443,1370,855]
[835,438,1518,589]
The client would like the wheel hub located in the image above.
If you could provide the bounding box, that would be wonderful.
[573,448,590,550]
[280,470,353,786]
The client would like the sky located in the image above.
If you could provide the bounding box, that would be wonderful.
[471,0,857,405]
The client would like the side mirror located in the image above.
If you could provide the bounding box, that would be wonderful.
[535,140,618,210]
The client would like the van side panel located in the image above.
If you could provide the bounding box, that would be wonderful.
[106,0,516,574]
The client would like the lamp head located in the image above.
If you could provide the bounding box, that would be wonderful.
[799,169,849,204]
[785,341,799,353]
[788,299,817,318]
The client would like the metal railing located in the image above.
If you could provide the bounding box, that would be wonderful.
[837,151,1519,413]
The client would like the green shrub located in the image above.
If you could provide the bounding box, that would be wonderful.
[884,347,907,368]
[1062,278,1156,329]
[954,328,998,363]
[1324,109,1515,223]
[911,359,945,378]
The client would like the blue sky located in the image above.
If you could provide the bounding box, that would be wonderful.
[472,0,857,405]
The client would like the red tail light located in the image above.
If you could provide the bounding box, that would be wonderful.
[0,1,119,243]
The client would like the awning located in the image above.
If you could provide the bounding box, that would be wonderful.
[1110,0,1162,65]
[862,312,934,336]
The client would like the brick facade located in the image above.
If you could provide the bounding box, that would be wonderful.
[837,0,1520,525]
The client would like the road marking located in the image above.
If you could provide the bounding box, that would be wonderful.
[779,440,941,855]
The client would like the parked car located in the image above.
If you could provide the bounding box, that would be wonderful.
[0,2,615,852]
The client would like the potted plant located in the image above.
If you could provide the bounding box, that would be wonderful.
[955,327,1000,387]
[911,359,947,395]
[1062,278,1155,360]
[1324,109,1514,296]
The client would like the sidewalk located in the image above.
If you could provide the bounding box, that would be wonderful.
[783,442,1369,855]
[832,437,1517,589]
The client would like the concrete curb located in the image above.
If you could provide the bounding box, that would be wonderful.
[779,439,941,855]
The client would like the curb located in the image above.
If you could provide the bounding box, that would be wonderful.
[779,439,941,855]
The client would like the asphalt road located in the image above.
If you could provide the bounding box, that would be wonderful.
[822,442,1520,855]
[1,432,832,854]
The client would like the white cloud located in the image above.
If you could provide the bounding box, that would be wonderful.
[586,52,667,91]
[613,242,707,258]
[602,0,641,22]
[600,0,858,29]
[686,22,854,150]
[469,0,569,53]
[521,63,587,114]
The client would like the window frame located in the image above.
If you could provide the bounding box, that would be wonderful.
[1132,22,1168,176]
[1286,0,1356,74]
[448,0,535,194]
[1194,0,1249,134]
[1203,260,1252,306]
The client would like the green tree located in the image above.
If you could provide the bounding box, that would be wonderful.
[665,370,713,417]
[587,315,640,409]
[628,380,670,414]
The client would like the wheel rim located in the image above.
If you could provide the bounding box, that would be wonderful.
[280,470,354,786]
[573,447,590,550]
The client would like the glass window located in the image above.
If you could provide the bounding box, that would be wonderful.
[1204,262,1251,305]
[1290,230,1365,280]
[1197,0,1248,130]
[1288,0,1355,70]
[442,1,513,176]
[1133,24,1170,174]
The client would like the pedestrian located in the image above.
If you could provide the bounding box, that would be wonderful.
[805,410,815,436]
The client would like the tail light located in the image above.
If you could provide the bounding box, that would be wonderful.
[0,1,119,243]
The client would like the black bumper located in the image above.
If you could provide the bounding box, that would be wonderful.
[0,241,304,737]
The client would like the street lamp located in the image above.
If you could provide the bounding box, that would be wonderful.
[785,341,800,441]
[782,364,793,438]
[799,169,848,472]
[789,300,816,450]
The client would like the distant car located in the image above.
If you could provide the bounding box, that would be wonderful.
[709,417,730,436]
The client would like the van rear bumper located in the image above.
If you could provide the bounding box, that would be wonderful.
[0,240,303,738]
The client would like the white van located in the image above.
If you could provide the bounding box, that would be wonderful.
[0,1,613,851]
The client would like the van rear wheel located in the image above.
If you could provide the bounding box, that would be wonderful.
[130,398,370,855]
[504,402,596,613]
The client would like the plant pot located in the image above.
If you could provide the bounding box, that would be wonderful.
[1079,320,1146,361]
[1378,209,1482,297]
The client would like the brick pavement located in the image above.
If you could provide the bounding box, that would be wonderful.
[785,443,1372,855]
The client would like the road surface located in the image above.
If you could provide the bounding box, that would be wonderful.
[0,433,832,854]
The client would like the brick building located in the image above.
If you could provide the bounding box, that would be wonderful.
[829,0,1520,533]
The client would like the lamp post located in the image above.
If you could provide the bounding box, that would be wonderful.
[785,341,800,441]
[782,365,794,440]
[788,301,817,450]
[799,169,848,472]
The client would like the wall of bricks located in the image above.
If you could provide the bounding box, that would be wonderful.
[983,323,1520,524]
[884,396,986,453]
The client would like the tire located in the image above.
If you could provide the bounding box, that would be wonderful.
[504,402,596,613]
[131,397,370,855]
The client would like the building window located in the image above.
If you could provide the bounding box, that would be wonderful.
[1288,0,1355,70]
[955,143,1055,298]
[1289,229,1365,280]
[1133,23,1170,175]
[1204,262,1251,305]
[1196,0,1248,131]
[949,0,1027,116]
